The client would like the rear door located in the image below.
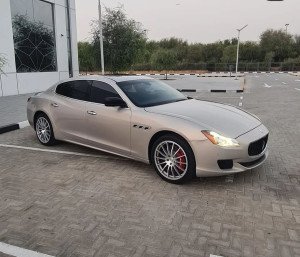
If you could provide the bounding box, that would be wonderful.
[51,80,91,143]
[85,80,131,156]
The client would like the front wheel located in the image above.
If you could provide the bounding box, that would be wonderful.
[151,135,196,184]
[35,113,57,146]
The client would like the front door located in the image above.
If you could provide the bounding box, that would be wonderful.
[85,80,131,156]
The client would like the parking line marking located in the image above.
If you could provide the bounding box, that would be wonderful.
[208,96,240,99]
[240,96,243,100]
[282,82,287,85]
[0,144,126,161]
[0,242,54,257]
[295,88,300,91]
[239,102,243,107]
[264,83,272,88]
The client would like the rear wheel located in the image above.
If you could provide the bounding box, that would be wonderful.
[151,134,196,184]
[35,113,57,146]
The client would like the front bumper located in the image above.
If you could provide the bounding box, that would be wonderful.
[191,124,269,177]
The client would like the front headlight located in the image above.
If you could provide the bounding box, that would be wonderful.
[202,130,239,147]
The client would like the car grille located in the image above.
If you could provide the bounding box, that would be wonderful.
[248,134,268,156]
[239,154,266,168]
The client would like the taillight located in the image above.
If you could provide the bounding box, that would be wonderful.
[27,97,31,102]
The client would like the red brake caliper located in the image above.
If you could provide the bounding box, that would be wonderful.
[177,149,185,172]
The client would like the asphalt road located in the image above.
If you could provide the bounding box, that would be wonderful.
[149,75,243,91]
[246,73,300,91]
[0,93,31,127]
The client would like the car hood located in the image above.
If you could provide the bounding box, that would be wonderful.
[145,99,261,138]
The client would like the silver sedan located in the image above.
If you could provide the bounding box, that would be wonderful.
[27,76,269,183]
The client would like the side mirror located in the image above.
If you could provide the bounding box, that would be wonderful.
[104,97,127,108]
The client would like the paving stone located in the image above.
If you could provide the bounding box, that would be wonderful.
[0,93,31,126]
[0,74,299,256]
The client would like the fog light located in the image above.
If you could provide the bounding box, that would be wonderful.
[217,160,233,170]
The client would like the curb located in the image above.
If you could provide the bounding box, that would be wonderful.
[135,73,199,76]
[197,75,244,78]
[0,121,30,135]
[80,71,299,76]
[179,89,244,93]
[289,73,300,77]
[136,73,244,77]
[242,77,245,91]
[130,71,298,76]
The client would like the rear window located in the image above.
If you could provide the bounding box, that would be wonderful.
[56,80,92,101]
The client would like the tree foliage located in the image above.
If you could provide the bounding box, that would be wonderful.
[78,8,300,73]
[78,42,96,73]
[260,29,296,62]
[187,43,204,63]
[90,6,147,73]
[221,45,236,63]
[151,49,177,79]
[240,42,261,62]
[294,35,300,57]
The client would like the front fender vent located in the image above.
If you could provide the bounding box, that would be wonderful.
[133,124,151,130]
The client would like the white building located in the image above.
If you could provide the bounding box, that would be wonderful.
[0,0,79,96]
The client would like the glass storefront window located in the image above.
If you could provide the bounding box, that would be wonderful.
[10,0,57,72]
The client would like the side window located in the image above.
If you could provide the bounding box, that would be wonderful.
[90,81,120,104]
[56,82,71,97]
[56,80,91,101]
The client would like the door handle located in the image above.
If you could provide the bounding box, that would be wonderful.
[87,110,97,115]
[51,103,59,107]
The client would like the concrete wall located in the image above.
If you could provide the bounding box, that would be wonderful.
[0,0,79,96]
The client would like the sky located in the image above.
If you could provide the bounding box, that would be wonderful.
[75,0,300,44]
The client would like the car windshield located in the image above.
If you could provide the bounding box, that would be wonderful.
[117,79,187,107]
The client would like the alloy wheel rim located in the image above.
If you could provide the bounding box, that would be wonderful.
[154,140,188,180]
[36,117,51,143]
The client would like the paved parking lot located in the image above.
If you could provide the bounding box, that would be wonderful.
[0,93,31,127]
[149,75,244,91]
[0,74,299,257]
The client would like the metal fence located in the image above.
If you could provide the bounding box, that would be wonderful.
[133,62,300,72]
[205,62,300,72]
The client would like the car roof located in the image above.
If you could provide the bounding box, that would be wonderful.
[68,75,153,83]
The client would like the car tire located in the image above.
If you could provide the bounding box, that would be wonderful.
[151,134,196,184]
[35,113,57,146]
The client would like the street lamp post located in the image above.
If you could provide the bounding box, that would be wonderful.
[235,24,248,80]
[285,24,289,35]
[98,0,105,75]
